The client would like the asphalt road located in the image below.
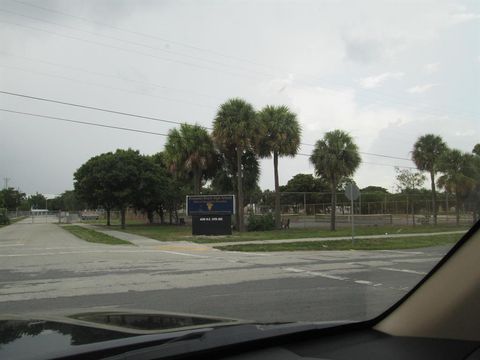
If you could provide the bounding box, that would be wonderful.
[0,217,455,323]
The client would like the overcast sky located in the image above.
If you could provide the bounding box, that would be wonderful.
[1,0,479,196]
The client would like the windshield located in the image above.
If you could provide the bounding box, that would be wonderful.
[0,0,479,332]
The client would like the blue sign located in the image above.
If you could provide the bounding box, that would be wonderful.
[186,195,235,215]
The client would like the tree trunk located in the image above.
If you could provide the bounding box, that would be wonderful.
[158,208,164,225]
[169,208,173,225]
[330,181,336,231]
[147,210,154,224]
[456,192,460,226]
[273,152,281,230]
[236,147,245,232]
[120,208,126,229]
[234,193,240,231]
[431,171,437,225]
[412,197,415,227]
[106,208,111,226]
[193,168,201,195]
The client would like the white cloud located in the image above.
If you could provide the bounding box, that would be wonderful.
[449,12,480,24]
[425,62,440,74]
[359,72,404,89]
[407,84,437,94]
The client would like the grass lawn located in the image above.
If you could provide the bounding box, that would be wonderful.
[113,224,468,244]
[214,233,461,252]
[61,225,132,245]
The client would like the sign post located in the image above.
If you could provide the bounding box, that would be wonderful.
[345,183,360,244]
[186,195,235,236]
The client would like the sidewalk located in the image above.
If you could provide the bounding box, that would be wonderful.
[78,224,212,251]
[208,230,466,247]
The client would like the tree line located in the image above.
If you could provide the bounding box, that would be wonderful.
[3,98,479,231]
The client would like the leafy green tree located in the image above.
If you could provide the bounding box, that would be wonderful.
[212,98,262,231]
[257,105,301,229]
[360,186,389,214]
[211,148,260,224]
[27,192,47,209]
[437,149,476,225]
[309,130,361,231]
[108,149,146,229]
[74,152,116,225]
[0,188,25,210]
[395,168,426,225]
[75,149,145,228]
[412,134,448,225]
[164,124,217,195]
[133,155,170,224]
[469,149,480,222]
[279,173,329,211]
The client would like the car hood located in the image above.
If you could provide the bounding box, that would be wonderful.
[0,309,247,359]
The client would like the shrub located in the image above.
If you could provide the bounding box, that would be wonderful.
[247,213,275,231]
[0,209,10,225]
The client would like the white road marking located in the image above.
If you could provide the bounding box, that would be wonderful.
[0,243,24,247]
[393,257,441,264]
[224,251,272,257]
[0,249,210,258]
[381,250,424,255]
[157,250,209,258]
[355,280,373,285]
[380,267,427,275]
[284,267,348,281]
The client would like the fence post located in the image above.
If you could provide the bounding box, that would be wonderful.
[304,192,307,215]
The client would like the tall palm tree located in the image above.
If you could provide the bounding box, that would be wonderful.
[437,149,476,226]
[412,134,447,225]
[164,123,216,195]
[309,130,361,231]
[257,105,301,229]
[212,98,261,232]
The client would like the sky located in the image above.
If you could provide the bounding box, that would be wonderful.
[0,0,479,196]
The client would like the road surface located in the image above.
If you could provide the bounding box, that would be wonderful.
[0,217,456,323]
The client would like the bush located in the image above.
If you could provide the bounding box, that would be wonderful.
[247,213,275,231]
[0,209,10,225]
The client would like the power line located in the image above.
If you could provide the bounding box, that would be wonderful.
[0,51,222,101]
[0,90,415,162]
[0,7,273,78]
[0,108,169,136]
[299,142,411,161]
[1,107,419,170]
[0,18,262,82]
[0,64,216,110]
[10,0,272,69]
[0,90,190,127]
[296,153,417,170]
[6,1,479,122]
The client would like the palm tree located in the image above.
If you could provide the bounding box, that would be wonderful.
[412,134,447,225]
[257,105,301,229]
[164,123,216,195]
[212,98,261,232]
[437,149,476,226]
[473,143,480,156]
[310,130,361,231]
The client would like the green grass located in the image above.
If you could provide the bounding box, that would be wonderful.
[190,225,467,244]
[214,233,461,252]
[113,224,468,244]
[61,225,133,245]
[103,224,191,241]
